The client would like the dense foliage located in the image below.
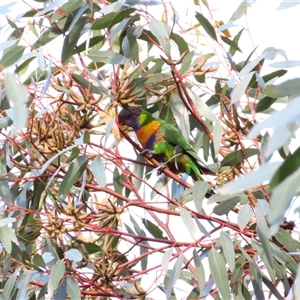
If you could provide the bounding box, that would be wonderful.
[0,0,300,299]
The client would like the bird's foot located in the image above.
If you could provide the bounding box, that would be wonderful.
[139,149,154,157]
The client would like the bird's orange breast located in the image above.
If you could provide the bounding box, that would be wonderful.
[136,121,161,149]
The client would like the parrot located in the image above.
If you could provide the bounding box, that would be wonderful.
[118,107,214,181]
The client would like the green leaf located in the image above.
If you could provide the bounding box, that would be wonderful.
[193,249,205,290]
[237,205,252,230]
[243,96,277,114]
[48,260,66,298]
[218,162,282,195]
[179,207,195,239]
[230,29,243,56]
[221,35,242,55]
[62,17,87,65]
[84,242,101,254]
[220,231,235,272]
[66,277,81,300]
[51,1,83,22]
[229,2,248,22]
[91,8,136,30]
[230,256,246,285]
[262,276,284,300]
[166,254,183,299]
[221,148,259,167]
[90,156,106,188]
[32,253,46,269]
[58,156,89,196]
[33,28,61,48]
[149,19,171,57]
[263,78,300,98]
[142,218,166,239]
[212,196,240,215]
[0,45,25,70]
[65,249,82,262]
[195,12,217,41]
[274,228,300,252]
[208,248,231,300]
[88,50,129,64]
[171,33,189,55]
[74,35,105,55]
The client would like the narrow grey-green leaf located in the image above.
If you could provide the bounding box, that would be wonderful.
[269,170,300,235]
[194,217,211,237]
[208,248,231,300]
[250,262,264,300]
[48,260,66,298]
[0,225,18,253]
[229,2,248,22]
[66,277,81,300]
[5,73,28,133]
[276,1,300,10]
[58,156,89,196]
[162,248,173,273]
[218,162,282,195]
[179,207,195,239]
[62,18,87,65]
[220,231,235,272]
[249,95,300,140]
[193,249,205,290]
[0,217,16,227]
[263,78,300,98]
[237,205,252,230]
[149,19,170,57]
[269,60,300,68]
[90,155,106,187]
[193,181,210,213]
[252,239,275,282]
[213,119,222,156]
[88,50,129,64]
[221,148,259,167]
[166,253,183,299]
[231,71,255,103]
[294,264,300,300]
[240,55,266,77]
[65,249,82,262]
[257,228,275,279]
[2,269,18,299]
[255,200,270,239]
[170,93,189,139]
[195,12,218,42]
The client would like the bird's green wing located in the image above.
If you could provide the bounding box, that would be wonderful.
[159,121,206,165]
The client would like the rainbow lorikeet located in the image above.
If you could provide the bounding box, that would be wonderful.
[118,107,214,181]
